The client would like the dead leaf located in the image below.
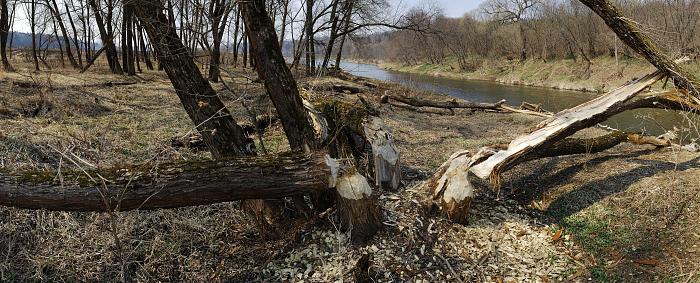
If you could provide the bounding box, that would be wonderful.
[551,229,562,242]
[633,258,659,266]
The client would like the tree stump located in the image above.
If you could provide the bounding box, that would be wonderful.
[363,117,401,190]
[428,148,496,224]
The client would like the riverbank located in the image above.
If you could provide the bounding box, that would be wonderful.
[353,57,700,93]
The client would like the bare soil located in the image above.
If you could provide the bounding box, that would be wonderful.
[1,63,699,282]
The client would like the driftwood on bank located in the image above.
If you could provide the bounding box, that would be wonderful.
[381,93,552,117]
[381,93,506,111]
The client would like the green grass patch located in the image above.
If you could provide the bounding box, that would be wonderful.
[562,208,631,282]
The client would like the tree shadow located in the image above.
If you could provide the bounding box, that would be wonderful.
[545,155,700,220]
[505,149,656,209]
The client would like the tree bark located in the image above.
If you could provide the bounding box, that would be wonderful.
[578,0,700,100]
[0,0,13,71]
[87,0,122,74]
[48,0,79,68]
[240,0,317,152]
[133,0,255,158]
[0,153,331,212]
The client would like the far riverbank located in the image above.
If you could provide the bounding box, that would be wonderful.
[347,57,700,94]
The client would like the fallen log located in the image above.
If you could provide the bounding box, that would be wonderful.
[428,130,672,223]
[470,70,666,183]
[0,152,333,211]
[380,93,554,117]
[381,93,506,111]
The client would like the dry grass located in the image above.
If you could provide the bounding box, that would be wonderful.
[0,60,699,282]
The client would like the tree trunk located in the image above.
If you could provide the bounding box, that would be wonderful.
[64,0,83,67]
[334,0,354,69]
[207,0,229,82]
[321,0,341,71]
[305,0,314,75]
[30,0,39,71]
[122,3,136,75]
[240,0,317,152]
[0,152,332,212]
[49,0,79,68]
[132,0,255,158]
[138,22,153,70]
[0,0,13,71]
[578,0,700,99]
[87,0,122,74]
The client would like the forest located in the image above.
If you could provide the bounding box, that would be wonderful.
[0,0,699,282]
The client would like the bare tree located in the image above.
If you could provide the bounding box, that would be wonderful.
[482,0,541,61]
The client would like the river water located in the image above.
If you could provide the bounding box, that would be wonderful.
[341,61,698,137]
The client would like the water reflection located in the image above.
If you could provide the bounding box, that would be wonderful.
[340,61,698,139]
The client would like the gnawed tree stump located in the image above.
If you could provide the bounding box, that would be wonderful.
[428,149,496,224]
[363,117,401,190]
[335,170,381,244]
[325,156,381,243]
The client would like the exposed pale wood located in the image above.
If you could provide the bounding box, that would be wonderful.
[470,70,665,183]
[0,152,332,212]
[335,170,381,244]
[363,117,401,190]
[428,148,496,224]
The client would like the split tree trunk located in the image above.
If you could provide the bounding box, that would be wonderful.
[469,70,666,184]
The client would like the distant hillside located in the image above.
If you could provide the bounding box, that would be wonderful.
[5,31,99,50]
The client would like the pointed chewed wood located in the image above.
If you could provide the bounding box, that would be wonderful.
[363,117,401,190]
[429,149,496,224]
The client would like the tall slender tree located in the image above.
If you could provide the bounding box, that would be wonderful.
[0,0,12,71]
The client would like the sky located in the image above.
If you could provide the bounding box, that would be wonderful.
[403,0,485,18]
[10,0,485,34]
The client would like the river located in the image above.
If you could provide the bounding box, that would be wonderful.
[340,61,698,138]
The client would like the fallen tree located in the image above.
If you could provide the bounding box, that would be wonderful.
[380,93,551,117]
[428,67,700,223]
[0,152,331,211]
